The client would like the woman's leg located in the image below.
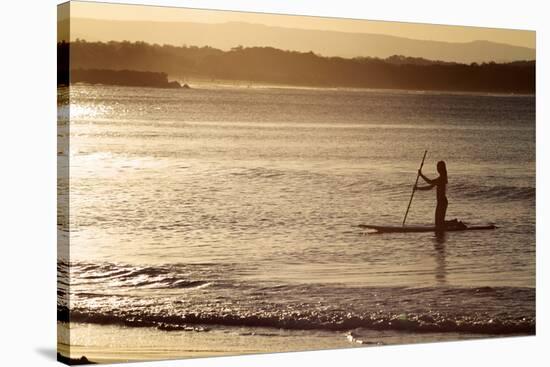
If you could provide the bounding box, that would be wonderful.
[435,200,448,230]
[435,204,443,230]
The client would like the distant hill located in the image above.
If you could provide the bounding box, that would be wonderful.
[58,40,535,93]
[58,18,535,64]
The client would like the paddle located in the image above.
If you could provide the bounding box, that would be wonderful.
[402,150,428,227]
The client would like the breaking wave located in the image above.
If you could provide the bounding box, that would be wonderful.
[58,261,535,336]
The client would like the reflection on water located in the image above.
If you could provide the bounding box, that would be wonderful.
[433,232,448,285]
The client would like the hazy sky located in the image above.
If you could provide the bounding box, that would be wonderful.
[64,1,535,48]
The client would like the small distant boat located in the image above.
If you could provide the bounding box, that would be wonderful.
[358,222,497,234]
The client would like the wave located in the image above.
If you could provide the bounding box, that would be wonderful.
[355,178,535,202]
[58,306,534,335]
[132,279,211,289]
[58,261,217,291]
[451,183,535,201]
[229,166,286,180]
[58,260,535,336]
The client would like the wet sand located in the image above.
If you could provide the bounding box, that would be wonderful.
[57,322,514,364]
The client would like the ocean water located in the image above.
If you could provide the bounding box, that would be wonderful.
[57,85,535,353]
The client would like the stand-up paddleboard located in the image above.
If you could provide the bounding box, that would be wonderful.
[358,223,497,233]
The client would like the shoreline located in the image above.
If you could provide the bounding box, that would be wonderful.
[63,80,536,98]
[176,75,536,96]
[57,322,532,364]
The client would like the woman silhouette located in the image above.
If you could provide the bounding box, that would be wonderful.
[416,161,448,231]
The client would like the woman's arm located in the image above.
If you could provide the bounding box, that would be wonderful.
[418,171,433,184]
[416,183,435,191]
[418,170,438,185]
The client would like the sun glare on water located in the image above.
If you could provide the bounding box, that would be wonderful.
[70,103,105,119]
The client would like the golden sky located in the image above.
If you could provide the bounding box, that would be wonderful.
[62,1,535,48]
